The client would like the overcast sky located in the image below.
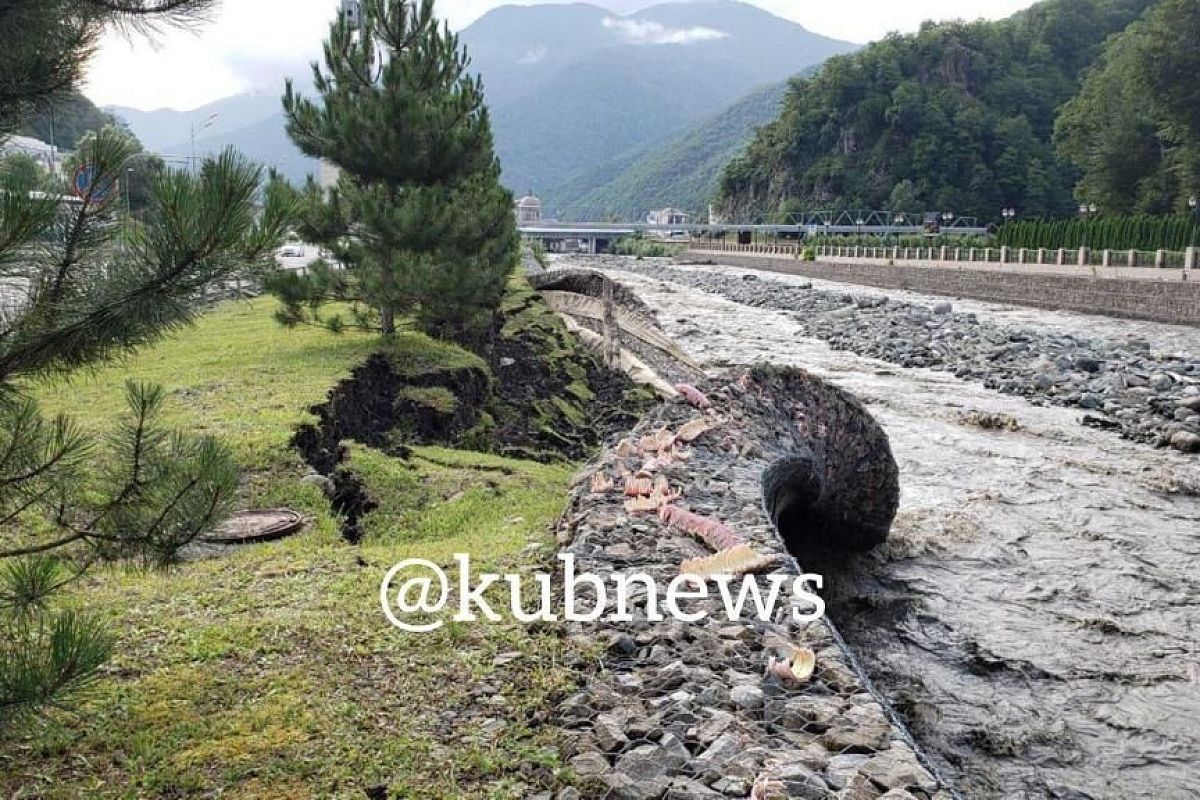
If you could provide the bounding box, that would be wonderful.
[84,0,1035,111]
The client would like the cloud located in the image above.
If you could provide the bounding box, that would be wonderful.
[602,17,729,45]
[517,46,549,65]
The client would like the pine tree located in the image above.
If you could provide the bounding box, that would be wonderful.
[0,0,291,728]
[270,0,519,337]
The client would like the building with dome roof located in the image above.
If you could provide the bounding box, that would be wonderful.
[514,191,542,224]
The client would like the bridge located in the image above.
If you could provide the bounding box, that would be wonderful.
[519,211,990,253]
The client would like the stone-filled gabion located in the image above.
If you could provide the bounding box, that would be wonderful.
[555,367,950,800]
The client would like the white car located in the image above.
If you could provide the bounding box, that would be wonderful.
[278,244,306,258]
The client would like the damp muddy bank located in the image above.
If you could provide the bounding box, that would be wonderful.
[291,284,654,542]
[563,255,1200,800]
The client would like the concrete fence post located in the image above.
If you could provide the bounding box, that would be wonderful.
[1155,249,1166,268]
[1037,248,1046,264]
[954,248,962,261]
[1102,249,1111,268]
[1000,246,1009,264]
[1055,248,1065,265]
[1128,250,1138,267]
[1018,248,1027,264]
[968,248,976,261]
[1078,247,1090,266]
[940,246,948,261]
[1186,247,1197,270]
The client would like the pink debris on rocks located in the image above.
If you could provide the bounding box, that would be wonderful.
[624,476,679,513]
[681,544,780,578]
[658,504,743,552]
[675,383,712,409]
[623,476,654,497]
[589,471,614,494]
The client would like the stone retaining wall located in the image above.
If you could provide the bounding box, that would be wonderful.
[685,251,1200,327]
[556,367,951,800]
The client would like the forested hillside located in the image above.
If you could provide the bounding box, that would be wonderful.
[21,91,118,148]
[718,0,1156,221]
[1055,0,1200,214]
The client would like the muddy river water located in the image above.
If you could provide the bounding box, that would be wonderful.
[573,256,1200,799]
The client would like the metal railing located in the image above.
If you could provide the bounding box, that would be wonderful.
[689,241,1200,271]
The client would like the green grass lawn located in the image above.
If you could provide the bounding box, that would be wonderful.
[1,298,578,799]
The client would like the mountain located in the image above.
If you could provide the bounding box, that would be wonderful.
[718,0,1157,222]
[109,90,284,153]
[166,114,317,186]
[470,1,856,200]
[108,87,320,183]
[548,79,787,219]
[108,1,855,212]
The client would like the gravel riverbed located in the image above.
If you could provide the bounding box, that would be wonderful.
[574,255,1200,454]
[553,255,1200,799]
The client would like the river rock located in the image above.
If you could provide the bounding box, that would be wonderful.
[839,773,884,800]
[859,746,938,792]
[569,751,609,778]
[594,713,629,752]
[779,696,845,731]
[730,684,764,712]
[826,754,871,789]
[665,777,723,799]
[821,703,892,752]
[604,771,669,800]
[1169,430,1200,452]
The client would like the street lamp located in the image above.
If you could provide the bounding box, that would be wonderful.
[190,112,219,174]
[125,167,134,217]
[1078,203,1097,216]
[1189,196,1197,213]
[1001,208,1016,221]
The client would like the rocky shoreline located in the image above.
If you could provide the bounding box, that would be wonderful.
[555,367,951,800]
[583,256,1200,453]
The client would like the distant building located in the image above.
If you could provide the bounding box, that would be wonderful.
[0,134,60,174]
[647,207,689,226]
[515,191,542,224]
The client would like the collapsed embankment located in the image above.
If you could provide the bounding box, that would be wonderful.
[291,283,655,541]
[556,366,953,800]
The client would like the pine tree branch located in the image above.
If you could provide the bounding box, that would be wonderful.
[0,530,90,559]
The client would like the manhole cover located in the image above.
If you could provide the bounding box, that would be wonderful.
[201,509,305,545]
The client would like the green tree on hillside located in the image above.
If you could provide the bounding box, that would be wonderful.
[1056,0,1200,212]
[0,0,290,728]
[0,153,45,186]
[269,0,518,338]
